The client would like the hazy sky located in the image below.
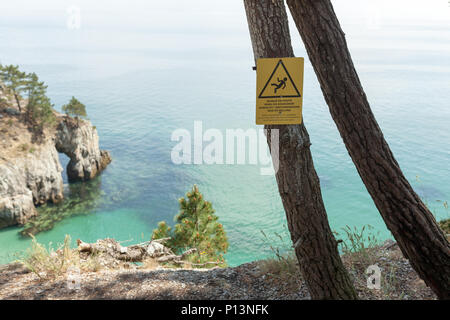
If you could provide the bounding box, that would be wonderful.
[1,0,449,65]
[1,0,449,30]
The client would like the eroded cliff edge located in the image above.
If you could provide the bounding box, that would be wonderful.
[0,111,111,229]
[56,117,112,182]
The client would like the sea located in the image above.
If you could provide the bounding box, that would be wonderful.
[0,0,449,266]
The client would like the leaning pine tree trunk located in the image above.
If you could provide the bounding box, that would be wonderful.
[244,0,358,300]
[286,0,450,299]
[14,93,22,112]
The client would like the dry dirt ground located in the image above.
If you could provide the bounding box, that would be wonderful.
[0,113,36,162]
[0,241,436,300]
[0,108,59,164]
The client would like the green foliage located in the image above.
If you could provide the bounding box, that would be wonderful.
[0,64,56,129]
[62,96,87,121]
[0,64,27,110]
[24,72,56,129]
[0,64,26,90]
[152,221,172,239]
[152,185,229,267]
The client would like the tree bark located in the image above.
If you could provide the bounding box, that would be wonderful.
[287,0,450,299]
[244,0,358,300]
[14,93,21,112]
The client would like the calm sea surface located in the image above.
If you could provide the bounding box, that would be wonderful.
[0,2,449,265]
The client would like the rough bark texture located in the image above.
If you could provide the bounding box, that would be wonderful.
[287,0,450,299]
[244,0,358,300]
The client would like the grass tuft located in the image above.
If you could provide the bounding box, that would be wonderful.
[19,235,76,279]
[257,228,301,284]
[19,235,102,279]
[336,224,380,270]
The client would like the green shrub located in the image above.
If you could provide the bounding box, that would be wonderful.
[25,72,56,130]
[62,96,87,125]
[152,185,228,267]
[0,65,56,130]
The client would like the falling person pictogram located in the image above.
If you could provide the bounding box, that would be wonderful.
[271,77,287,93]
[256,57,304,125]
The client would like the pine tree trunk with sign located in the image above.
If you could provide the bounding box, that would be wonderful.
[243,0,358,300]
[286,0,450,299]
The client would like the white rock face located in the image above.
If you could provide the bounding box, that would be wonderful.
[21,139,64,205]
[55,118,111,182]
[0,138,63,228]
[0,115,111,229]
[0,163,37,228]
[147,242,166,258]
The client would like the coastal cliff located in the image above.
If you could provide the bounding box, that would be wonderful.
[0,109,111,229]
[55,117,111,182]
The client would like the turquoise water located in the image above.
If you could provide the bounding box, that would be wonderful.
[0,2,449,266]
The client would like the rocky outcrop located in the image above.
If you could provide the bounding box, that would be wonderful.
[0,144,63,228]
[21,139,64,205]
[0,125,64,228]
[0,163,37,228]
[76,238,176,265]
[0,111,111,229]
[55,117,111,182]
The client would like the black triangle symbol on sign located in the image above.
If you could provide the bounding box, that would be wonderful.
[258,59,301,99]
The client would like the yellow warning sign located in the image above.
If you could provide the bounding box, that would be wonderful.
[256,57,304,125]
